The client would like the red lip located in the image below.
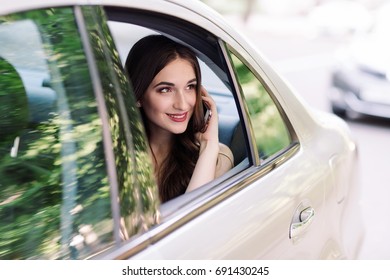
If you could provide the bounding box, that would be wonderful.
[167,112,188,122]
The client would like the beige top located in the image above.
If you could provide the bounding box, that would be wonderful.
[215,143,234,178]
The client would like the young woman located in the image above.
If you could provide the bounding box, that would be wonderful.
[125,35,233,203]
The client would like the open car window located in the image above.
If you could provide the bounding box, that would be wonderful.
[106,12,251,210]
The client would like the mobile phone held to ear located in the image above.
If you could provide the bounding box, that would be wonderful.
[203,101,212,124]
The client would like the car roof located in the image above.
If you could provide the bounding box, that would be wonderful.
[0,0,222,24]
[1,0,250,63]
[0,0,237,46]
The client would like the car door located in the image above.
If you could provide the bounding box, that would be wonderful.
[103,5,329,259]
[222,47,329,259]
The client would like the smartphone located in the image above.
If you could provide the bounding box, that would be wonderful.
[203,101,212,124]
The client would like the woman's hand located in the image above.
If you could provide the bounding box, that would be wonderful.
[187,86,220,193]
[197,86,219,146]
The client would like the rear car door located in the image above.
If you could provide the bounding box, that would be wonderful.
[103,5,328,259]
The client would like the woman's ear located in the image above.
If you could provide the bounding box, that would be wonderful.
[136,101,142,107]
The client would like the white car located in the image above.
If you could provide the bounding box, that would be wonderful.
[0,0,364,259]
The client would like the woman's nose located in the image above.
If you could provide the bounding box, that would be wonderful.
[173,91,188,110]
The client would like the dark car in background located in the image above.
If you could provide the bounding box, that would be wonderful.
[329,3,390,120]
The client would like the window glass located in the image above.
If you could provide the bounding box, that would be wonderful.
[0,8,113,259]
[229,53,292,159]
[82,7,158,238]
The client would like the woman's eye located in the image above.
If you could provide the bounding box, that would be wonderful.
[158,87,171,93]
[187,84,196,90]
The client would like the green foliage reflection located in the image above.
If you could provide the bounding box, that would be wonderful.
[82,6,159,238]
[231,54,291,158]
[0,8,112,259]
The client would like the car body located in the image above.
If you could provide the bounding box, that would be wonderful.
[329,3,390,120]
[0,0,363,260]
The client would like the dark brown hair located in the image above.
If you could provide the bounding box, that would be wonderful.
[125,35,206,202]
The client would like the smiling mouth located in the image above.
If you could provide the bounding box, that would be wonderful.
[167,112,188,122]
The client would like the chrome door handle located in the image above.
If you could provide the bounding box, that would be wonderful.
[289,206,315,242]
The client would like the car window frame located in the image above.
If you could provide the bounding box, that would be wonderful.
[104,7,255,186]
[222,42,300,167]
[101,4,260,248]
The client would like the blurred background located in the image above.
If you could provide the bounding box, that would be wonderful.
[201,0,390,259]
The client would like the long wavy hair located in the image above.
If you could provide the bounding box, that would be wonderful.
[125,35,207,202]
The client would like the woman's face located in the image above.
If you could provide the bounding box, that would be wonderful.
[141,57,197,138]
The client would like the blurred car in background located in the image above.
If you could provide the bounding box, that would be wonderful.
[1,0,363,260]
[329,3,390,119]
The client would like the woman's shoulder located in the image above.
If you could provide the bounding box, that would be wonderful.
[218,143,234,164]
[215,143,234,178]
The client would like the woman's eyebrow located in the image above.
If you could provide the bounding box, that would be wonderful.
[154,81,175,88]
[153,78,197,88]
[187,78,197,84]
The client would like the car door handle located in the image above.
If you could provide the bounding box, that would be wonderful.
[289,206,315,242]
